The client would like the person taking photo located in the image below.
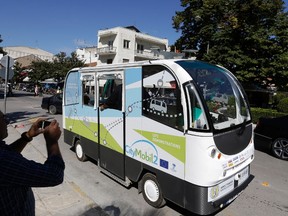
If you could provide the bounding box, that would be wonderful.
[0,111,65,216]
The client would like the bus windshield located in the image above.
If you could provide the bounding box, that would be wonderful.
[176,60,251,130]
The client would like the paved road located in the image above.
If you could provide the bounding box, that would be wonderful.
[1,89,288,216]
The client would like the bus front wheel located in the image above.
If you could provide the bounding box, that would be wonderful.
[75,140,87,162]
[141,173,166,208]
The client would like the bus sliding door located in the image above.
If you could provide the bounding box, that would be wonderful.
[97,73,125,179]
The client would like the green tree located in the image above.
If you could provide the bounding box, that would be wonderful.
[13,61,25,83]
[0,34,7,56]
[173,0,288,90]
[28,51,84,83]
[29,60,53,82]
[52,51,84,81]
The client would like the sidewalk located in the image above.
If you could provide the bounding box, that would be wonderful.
[5,117,109,216]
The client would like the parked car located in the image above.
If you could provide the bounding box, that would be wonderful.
[254,115,288,160]
[41,93,63,114]
[22,83,35,92]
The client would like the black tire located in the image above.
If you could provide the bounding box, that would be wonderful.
[141,173,166,208]
[75,140,87,162]
[49,105,57,115]
[271,138,288,160]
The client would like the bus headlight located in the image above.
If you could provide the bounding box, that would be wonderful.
[208,147,222,159]
[208,147,217,158]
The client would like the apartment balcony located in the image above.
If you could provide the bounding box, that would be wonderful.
[98,30,118,37]
[134,49,165,60]
[96,46,117,55]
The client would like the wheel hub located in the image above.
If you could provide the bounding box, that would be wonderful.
[273,139,288,160]
[76,144,83,158]
[144,180,159,202]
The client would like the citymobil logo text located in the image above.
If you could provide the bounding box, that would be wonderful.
[126,140,158,165]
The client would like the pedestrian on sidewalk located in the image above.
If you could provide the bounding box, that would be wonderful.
[34,84,39,96]
[7,83,13,96]
[0,111,65,216]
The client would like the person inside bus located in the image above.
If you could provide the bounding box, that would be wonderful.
[0,111,65,215]
[83,94,90,105]
[100,83,122,111]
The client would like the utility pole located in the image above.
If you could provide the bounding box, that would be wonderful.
[0,55,15,114]
[0,35,14,114]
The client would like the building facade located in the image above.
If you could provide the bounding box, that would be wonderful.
[75,46,98,66]
[3,46,54,62]
[95,26,182,65]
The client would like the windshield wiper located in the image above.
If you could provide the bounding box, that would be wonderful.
[237,118,247,135]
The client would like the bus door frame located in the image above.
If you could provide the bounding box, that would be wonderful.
[96,71,125,179]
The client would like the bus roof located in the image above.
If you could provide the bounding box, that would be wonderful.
[72,59,192,74]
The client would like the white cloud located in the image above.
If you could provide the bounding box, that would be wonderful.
[73,39,93,47]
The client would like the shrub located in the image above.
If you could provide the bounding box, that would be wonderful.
[272,91,288,106]
[250,107,287,123]
[277,97,288,113]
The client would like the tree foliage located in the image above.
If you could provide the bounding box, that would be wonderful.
[12,61,24,83]
[28,51,84,83]
[0,34,7,56]
[173,0,288,90]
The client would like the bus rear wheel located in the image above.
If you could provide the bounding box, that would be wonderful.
[75,140,87,162]
[141,173,166,208]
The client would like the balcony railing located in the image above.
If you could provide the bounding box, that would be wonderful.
[134,49,165,60]
[96,46,117,55]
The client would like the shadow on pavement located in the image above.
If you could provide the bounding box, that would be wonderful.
[0,90,35,99]
[80,206,110,216]
[6,111,46,124]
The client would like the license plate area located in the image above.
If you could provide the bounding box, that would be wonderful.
[208,166,249,202]
[236,166,249,186]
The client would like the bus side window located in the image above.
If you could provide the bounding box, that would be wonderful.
[142,65,183,130]
[65,71,80,105]
[100,79,122,111]
[82,75,95,107]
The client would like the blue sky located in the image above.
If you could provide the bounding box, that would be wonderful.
[0,0,182,55]
[1,0,287,55]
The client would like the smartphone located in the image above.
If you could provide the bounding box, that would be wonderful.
[38,120,51,129]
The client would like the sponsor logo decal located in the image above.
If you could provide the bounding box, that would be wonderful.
[228,159,234,167]
[233,156,239,164]
[126,140,158,165]
[171,163,176,172]
[160,159,169,169]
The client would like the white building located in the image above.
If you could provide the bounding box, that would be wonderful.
[95,26,182,65]
[3,46,54,62]
[96,26,167,64]
[75,46,98,66]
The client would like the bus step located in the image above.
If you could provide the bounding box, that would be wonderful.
[98,166,131,187]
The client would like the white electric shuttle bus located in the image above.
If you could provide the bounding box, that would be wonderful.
[63,59,254,215]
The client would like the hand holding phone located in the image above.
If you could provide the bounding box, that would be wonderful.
[38,120,52,129]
